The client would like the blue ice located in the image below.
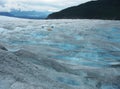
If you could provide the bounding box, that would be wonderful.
[57,77,80,86]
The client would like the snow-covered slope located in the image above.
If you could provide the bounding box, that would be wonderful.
[0,10,50,19]
[0,16,120,89]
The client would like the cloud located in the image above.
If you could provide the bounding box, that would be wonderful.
[0,0,91,12]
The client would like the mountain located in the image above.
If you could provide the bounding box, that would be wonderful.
[0,10,51,19]
[48,0,120,20]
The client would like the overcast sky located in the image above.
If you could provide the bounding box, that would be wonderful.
[0,0,91,12]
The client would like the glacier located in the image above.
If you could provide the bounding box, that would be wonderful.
[0,16,120,89]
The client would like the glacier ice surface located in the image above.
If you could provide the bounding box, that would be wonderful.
[0,16,120,89]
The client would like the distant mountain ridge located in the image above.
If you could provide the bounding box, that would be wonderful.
[48,0,120,20]
[0,10,51,19]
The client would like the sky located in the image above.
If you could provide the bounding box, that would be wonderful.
[0,0,91,12]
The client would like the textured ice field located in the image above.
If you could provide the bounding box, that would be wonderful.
[0,16,120,89]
